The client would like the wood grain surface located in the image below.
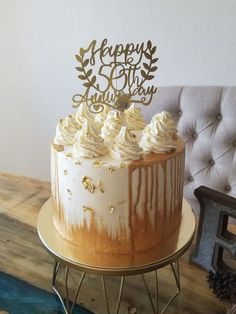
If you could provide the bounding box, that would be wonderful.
[0,173,229,314]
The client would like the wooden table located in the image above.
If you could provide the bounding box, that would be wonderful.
[0,173,228,314]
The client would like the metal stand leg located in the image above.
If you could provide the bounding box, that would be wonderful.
[155,270,159,314]
[65,266,70,311]
[171,260,180,292]
[161,260,181,314]
[101,275,125,314]
[140,259,181,314]
[52,260,86,314]
[52,261,69,314]
[102,276,110,314]
[141,273,157,313]
[70,272,86,314]
[115,276,125,314]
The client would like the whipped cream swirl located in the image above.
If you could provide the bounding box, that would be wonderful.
[95,105,110,127]
[124,104,146,130]
[140,111,177,153]
[101,110,124,140]
[73,119,107,158]
[54,115,79,146]
[151,111,177,137]
[75,103,94,127]
[111,127,143,161]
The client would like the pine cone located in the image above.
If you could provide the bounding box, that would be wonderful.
[227,304,236,314]
[207,270,236,301]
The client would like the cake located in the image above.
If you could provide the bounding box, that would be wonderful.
[51,105,185,261]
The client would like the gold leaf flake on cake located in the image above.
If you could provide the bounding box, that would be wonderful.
[108,205,114,213]
[65,153,72,158]
[52,142,64,152]
[92,160,104,168]
[108,166,116,173]
[83,206,94,214]
[64,170,68,175]
[119,162,126,169]
[98,181,104,193]
[82,176,96,193]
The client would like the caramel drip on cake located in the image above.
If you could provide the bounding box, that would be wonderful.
[128,149,184,253]
[163,161,167,221]
[150,165,154,212]
[128,168,135,252]
[144,166,148,233]
[134,168,142,214]
[155,163,158,225]
[52,148,62,220]
[179,151,185,211]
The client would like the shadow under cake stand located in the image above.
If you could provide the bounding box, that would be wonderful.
[37,199,196,314]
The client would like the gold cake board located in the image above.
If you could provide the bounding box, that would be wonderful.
[37,199,196,314]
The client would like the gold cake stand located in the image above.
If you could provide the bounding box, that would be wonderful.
[37,199,196,314]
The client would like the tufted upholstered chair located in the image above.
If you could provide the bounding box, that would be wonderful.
[142,86,236,215]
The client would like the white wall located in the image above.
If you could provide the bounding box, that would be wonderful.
[1,0,236,181]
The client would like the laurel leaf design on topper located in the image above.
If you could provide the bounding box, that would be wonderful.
[75,49,97,90]
[73,39,158,113]
[141,41,159,81]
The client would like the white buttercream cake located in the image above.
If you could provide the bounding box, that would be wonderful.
[51,104,185,263]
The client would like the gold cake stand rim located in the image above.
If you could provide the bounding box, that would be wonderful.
[37,198,196,276]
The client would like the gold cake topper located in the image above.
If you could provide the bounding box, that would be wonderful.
[73,39,158,113]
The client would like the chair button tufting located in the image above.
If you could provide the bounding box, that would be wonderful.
[192,132,198,139]
[225,184,231,192]
[217,114,222,121]
[188,176,194,182]
[209,159,215,166]
[178,111,182,117]
[233,141,236,147]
